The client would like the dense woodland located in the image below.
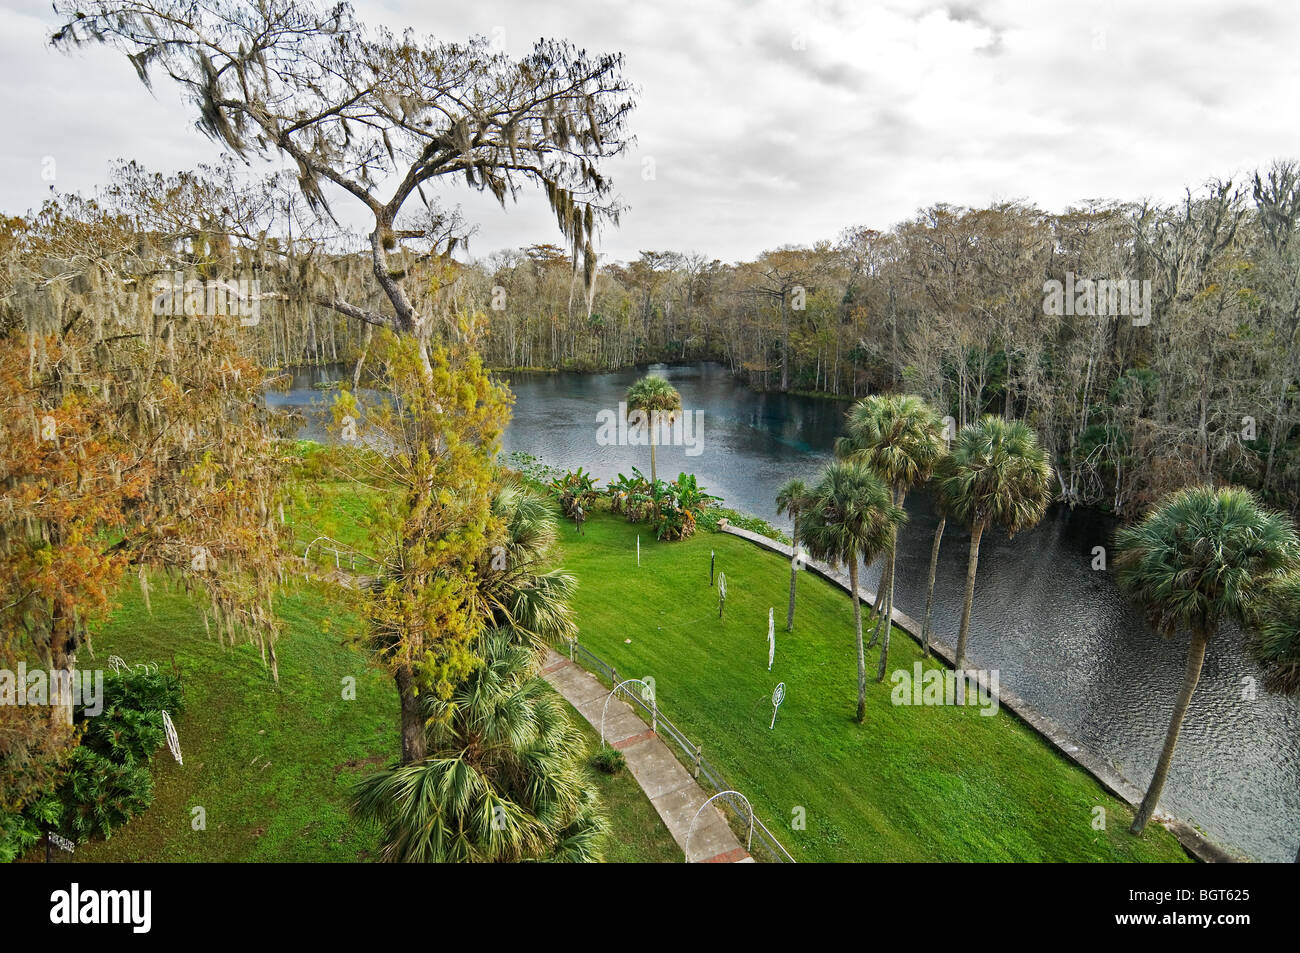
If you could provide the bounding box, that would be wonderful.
[8,159,1297,520]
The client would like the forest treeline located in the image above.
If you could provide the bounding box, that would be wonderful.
[4,159,1299,519]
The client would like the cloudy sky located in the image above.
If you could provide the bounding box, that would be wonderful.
[2,0,1298,263]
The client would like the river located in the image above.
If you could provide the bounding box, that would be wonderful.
[273,359,1300,862]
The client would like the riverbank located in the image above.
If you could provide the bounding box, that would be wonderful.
[714,521,1238,862]
[548,505,1191,862]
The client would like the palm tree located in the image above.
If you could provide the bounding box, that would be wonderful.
[1115,486,1299,835]
[775,478,808,632]
[936,416,1054,670]
[1250,572,1300,861]
[918,421,956,659]
[480,481,578,644]
[836,395,944,680]
[350,627,608,862]
[625,375,681,484]
[797,461,905,723]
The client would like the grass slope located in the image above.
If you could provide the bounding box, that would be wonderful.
[61,575,678,863]
[553,510,1191,863]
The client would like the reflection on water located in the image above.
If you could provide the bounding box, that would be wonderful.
[277,360,1300,861]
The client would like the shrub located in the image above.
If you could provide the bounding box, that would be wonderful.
[54,747,154,844]
[590,746,626,775]
[548,467,601,518]
[0,797,57,863]
[696,506,789,544]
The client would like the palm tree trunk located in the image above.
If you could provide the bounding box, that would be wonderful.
[649,438,657,484]
[394,667,427,764]
[955,520,985,669]
[874,487,907,666]
[851,559,866,724]
[874,542,897,681]
[867,563,890,650]
[921,516,946,657]
[786,528,798,632]
[1130,627,1209,834]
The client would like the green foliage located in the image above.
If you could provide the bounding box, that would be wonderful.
[696,506,789,543]
[0,795,57,863]
[1249,572,1300,694]
[625,375,682,419]
[936,416,1055,536]
[54,747,155,844]
[548,467,601,518]
[1115,485,1299,638]
[350,628,609,862]
[837,394,945,493]
[0,662,184,859]
[79,667,184,766]
[507,451,561,488]
[590,746,626,775]
[797,462,905,569]
[605,468,721,540]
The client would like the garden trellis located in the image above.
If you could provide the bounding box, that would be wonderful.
[161,710,183,765]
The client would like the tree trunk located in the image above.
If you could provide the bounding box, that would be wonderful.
[874,540,896,682]
[649,437,657,484]
[921,516,946,657]
[867,556,891,651]
[352,322,374,391]
[851,559,865,724]
[780,296,790,391]
[393,667,427,764]
[955,520,985,669]
[1130,627,1209,834]
[785,525,798,632]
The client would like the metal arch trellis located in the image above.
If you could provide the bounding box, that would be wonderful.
[302,535,381,572]
[600,678,657,746]
[684,789,754,863]
[161,709,182,766]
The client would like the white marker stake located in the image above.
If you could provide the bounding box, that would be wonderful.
[771,682,785,729]
[637,535,640,567]
[767,608,775,671]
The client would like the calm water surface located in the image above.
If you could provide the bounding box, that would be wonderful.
[277,360,1300,862]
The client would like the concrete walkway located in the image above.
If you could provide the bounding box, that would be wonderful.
[541,648,753,863]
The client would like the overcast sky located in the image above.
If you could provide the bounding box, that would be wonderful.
[2,0,1298,263]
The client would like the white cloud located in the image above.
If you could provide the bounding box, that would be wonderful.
[2,0,1299,263]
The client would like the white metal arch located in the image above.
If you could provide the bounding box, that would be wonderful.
[600,678,657,745]
[684,790,753,862]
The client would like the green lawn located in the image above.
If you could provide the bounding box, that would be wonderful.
[60,468,1190,863]
[57,575,678,863]
[551,509,1192,863]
